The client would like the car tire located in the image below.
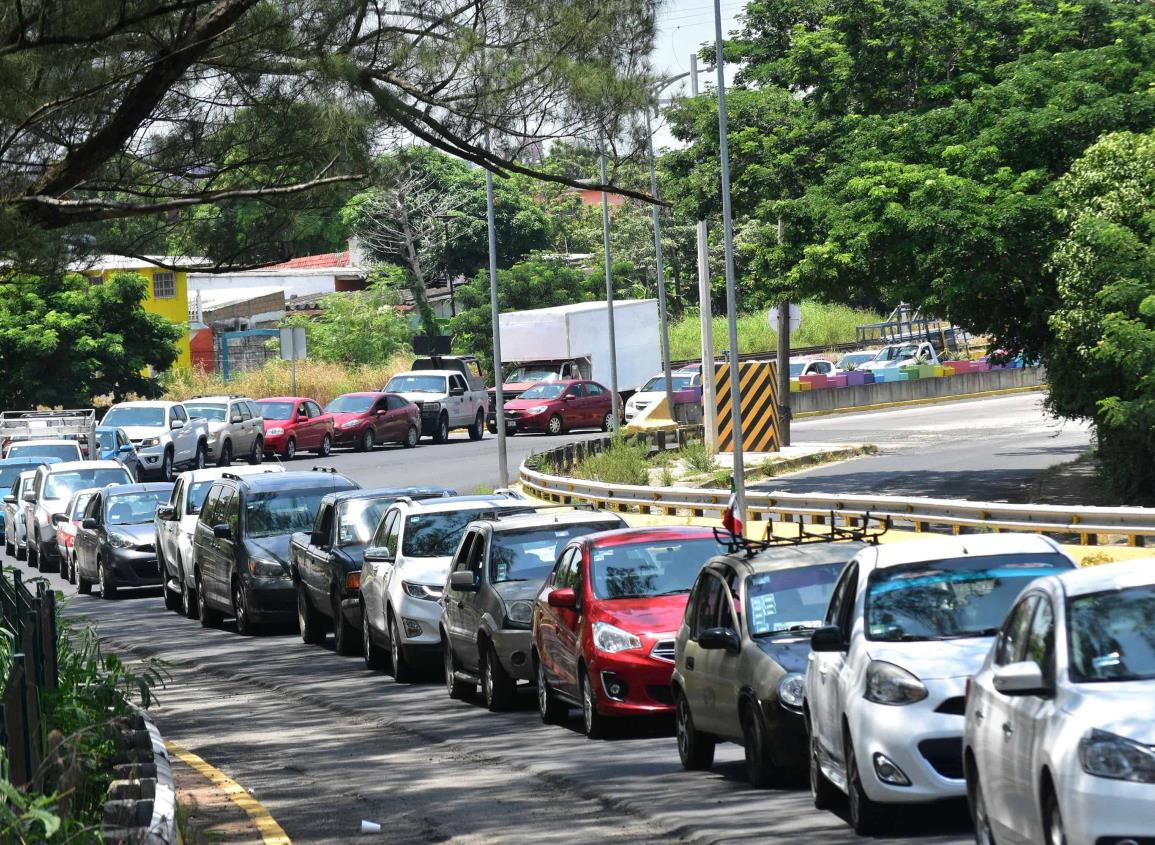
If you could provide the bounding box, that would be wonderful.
[315,433,332,457]
[363,604,390,671]
[468,410,484,441]
[579,666,608,739]
[601,411,615,432]
[482,643,516,712]
[432,414,449,444]
[442,630,474,699]
[133,463,145,482]
[358,428,373,453]
[675,688,716,770]
[332,592,359,655]
[27,542,38,569]
[59,550,69,583]
[217,439,232,467]
[4,539,12,558]
[163,577,181,612]
[969,766,999,845]
[248,438,264,465]
[98,558,116,600]
[486,422,497,434]
[233,579,254,636]
[77,568,92,595]
[845,730,883,836]
[297,584,325,645]
[1044,789,1065,845]
[536,656,566,725]
[807,711,838,810]
[160,448,174,482]
[15,541,25,561]
[741,701,776,788]
[193,441,207,470]
[547,414,564,436]
[197,570,223,628]
[403,425,418,449]
[282,438,296,461]
[181,563,198,620]
[389,613,416,683]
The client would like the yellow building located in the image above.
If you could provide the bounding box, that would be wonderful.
[82,255,206,369]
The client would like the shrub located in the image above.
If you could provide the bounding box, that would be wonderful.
[681,441,717,475]
[571,437,650,486]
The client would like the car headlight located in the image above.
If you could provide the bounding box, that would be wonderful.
[266,426,284,436]
[139,437,161,448]
[863,660,928,706]
[108,532,135,549]
[1079,730,1155,783]
[778,672,805,709]
[505,600,534,628]
[247,557,286,578]
[340,419,362,429]
[422,401,442,412]
[593,621,642,654]
[402,580,442,601]
[526,405,548,415]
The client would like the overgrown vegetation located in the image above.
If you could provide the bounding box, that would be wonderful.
[568,437,651,486]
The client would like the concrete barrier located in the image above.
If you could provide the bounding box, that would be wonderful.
[791,366,1044,415]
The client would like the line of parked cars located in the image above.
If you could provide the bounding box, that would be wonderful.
[6,435,1152,843]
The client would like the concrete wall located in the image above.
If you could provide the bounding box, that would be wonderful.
[790,366,1045,414]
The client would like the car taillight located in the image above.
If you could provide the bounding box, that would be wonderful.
[346,572,361,591]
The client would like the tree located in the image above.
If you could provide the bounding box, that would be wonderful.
[0,271,182,408]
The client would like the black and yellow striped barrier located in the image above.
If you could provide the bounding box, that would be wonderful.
[715,361,781,453]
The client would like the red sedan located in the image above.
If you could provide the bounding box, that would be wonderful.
[255,397,335,460]
[324,392,420,451]
[502,380,617,435]
[532,526,726,738]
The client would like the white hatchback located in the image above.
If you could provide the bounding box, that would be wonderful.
[803,534,1076,835]
[964,558,1155,845]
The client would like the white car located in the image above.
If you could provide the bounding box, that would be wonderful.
[154,464,285,618]
[101,400,211,480]
[624,371,703,422]
[24,459,133,571]
[789,357,839,378]
[964,558,1155,845]
[3,469,38,560]
[804,533,1076,835]
[360,494,531,681]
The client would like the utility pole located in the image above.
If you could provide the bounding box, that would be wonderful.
[645,103,675,418]
[600,149,622,426]
[713,0,747,529]
[485,143,509,486]
[690,53,718,451]
[775,218,791,446]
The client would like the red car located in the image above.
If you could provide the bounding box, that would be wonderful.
[254,397,335,460]
[502,380,617,436]
[533,525,725,738]
[323,392,420,451]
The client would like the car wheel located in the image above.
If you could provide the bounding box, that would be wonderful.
[1044,790,1066,845]
[579,666,608,739]
[15,541,25,561]
[845,730,883,835]
[248,438,264,465]
[807,711,838,810]
[77,566,92,595]
[57,549,68,581]
[133,463,145,482]
[316,433,333,457]
[547,414,564,436]
[193,441,207,470]
[27,541,39,569]
[970,766,998,845]
[536,656,566,725]
[403,425,418,448]
[482,643,516,712]
[389,613,416,683]
[432,414,449,444]
[98,558,116,599]
[233,579,254,635]
[181,563,198,620]
[297,584,325,645]
[217,439,232,467]
[358,428,374,453]
[4,540,12,558]
[160,448,174,482]
[362,604,390,671]
[675,688,715,770]
[741,702,776,788]
[443,631,474,699]
[486,422,497,434]
[601,411,615,432]
[468,410,484,441]
[69,552,79,584]
[197,570,223,628]
[332,592,359,655]
[282,437,296,460]
[163,576,181,612]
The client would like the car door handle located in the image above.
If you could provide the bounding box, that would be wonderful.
[974,708,984,723]
[686,656,695,670]
[1002,722,1013,737]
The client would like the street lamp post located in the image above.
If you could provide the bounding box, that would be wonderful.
[689,54,718,452]
[485,141,509,486]
[600,149,622,425]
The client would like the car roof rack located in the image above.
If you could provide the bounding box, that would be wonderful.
[714,511,890,557]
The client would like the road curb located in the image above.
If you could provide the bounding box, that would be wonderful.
[792,384,1045,418]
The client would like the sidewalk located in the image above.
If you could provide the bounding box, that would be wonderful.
[170,744,290,845]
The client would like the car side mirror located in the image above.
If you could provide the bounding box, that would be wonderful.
[547,587,577,609]
[697,627,741,653]
[376,409,388,416]
[993,661,1050,697]
[213,523,232,540]
[119,444,134,454]
[2,495,14,504]
[51,513,67,525]
[364,547,394,565]
[171,419,185,430]
[22,491,36,503]
[810,625,846,653]
[563,394,575,401]
[449,571,479,592]
[156,505,176,521]
[298,412,309,420]
[449,387,465,396]
[81,517,99,529]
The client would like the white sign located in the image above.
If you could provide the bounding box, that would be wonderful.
[768,303,801,335]
[279,326,307,361]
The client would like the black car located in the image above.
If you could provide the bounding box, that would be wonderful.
[74,482,175,598]
[191,469,359,634]
[290,486,456,654]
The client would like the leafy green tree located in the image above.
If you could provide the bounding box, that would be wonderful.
[0,271,182,408]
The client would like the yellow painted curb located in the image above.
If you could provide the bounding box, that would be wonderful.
[793,384,1045,419]
[167,741,292,845]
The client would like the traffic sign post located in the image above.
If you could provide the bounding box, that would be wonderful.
[280,326,307,396]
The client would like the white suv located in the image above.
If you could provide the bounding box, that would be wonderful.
[804,534,1076,835]
[154,464,285,618]
[359,494,532,681]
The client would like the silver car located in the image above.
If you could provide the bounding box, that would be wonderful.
[182,396,265,466]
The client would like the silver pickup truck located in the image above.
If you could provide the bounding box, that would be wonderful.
[383,357,489,443]
[100,401,211,481]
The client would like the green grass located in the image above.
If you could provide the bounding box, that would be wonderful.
[680,441,717,475]
[570,436,651,486]
[668,301,884,360]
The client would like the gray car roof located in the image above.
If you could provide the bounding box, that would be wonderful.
[711,540,869,577]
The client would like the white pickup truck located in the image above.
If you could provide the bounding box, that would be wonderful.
[858,341,940,372]
[100,400,211,481]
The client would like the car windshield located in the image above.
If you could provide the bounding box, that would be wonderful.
[746,563,846,637]
[1068,585,1155,683]
[865,554,1074,642]
[102,407,165,427]
[325,395,374,414]
[245,488,331,538]
[44,468,131,499]
[7,443,80,461]
[256,402,295,420]
[641,375,695,391]
[96,431,116,450]
[789,363,806,377]
[184,403,227,422]
[0,465,35,487]
[490,523,613,584]
[590,537,726,599]
[337,498,395,548]
[385,375,446,394]
[839,353,875,368]
[518,383,566,400]
[507,367,559,382]
[106,490,168,525]
[403,507,525,557]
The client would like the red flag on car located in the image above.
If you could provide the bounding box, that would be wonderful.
[722,479,743,536]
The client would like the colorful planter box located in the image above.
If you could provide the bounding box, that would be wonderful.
[789,379,802,393]
[915,364,937,379]
[972,360,990,372]
[932,365,947,378]
[799,374,830,390]
[827,374,848,388]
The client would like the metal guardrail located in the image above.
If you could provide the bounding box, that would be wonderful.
[521,435,1155,547]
